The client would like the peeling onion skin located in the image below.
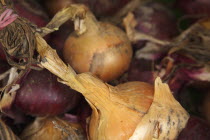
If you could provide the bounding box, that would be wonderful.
[63,22,133,82]
[14,69,81,116]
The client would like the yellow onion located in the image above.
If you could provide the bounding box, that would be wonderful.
[63,9,133,82]
[20,116,85,140]
[44,0,73,17]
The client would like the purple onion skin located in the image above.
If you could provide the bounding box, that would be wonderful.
[133,2,177,48]
[176,0,210,18]
[77,98,92,133]
[127,58,155,84]
[14,69,81,116]
[178,116,210,140]
[49,23,74,58]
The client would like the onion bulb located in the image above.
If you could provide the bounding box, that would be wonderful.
[63,10,133,82]
[14,69,81,116]
[178,116,210,139]
[21,116,85,140]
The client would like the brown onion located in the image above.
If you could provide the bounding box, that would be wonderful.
[21,116,85,140]
[63,10,133,82]
[14,69,81,116]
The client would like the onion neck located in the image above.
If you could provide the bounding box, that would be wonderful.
[75,11,100,36]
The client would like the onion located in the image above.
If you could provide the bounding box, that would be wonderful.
[178,116,210,139]
[127,58,156,84]
[48,23,74,58]
[14,69,81,116]
[63,10,133,82]
[76,98,92,132]
[132,1,177,49]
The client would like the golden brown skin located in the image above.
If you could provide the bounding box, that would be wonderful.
[64,21,133,82]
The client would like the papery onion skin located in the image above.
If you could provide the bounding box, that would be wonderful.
[132,2,177,49]
[14,69,81,116]
[63,22,133,82]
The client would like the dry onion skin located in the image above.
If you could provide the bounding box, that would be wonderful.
[63,8,133,82]
[20,117,85,140]
[0,119,20,140]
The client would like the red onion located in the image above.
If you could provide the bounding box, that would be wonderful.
[76,98,92,132]
[133,2,177,49]
[127,58,155,84]
[48,23,74,58]
[125,2,178,88]
[14,69,81,116]
[178,116,210,139]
